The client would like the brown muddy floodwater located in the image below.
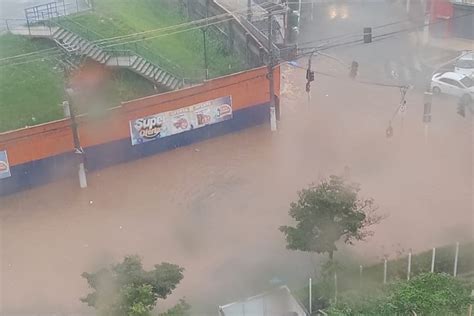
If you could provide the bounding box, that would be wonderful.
[1,64,472,315]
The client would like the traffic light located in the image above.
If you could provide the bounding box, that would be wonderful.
[287,2,300,44]
[306,69,315,82]
[423,91,432,123]
[306,67,314,93]
[363,27,372,43]
[349,61,358,79]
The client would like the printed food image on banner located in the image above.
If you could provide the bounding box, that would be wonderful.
[169,108,193,135]
[0,150,11,179]
[130,96,232,146]
[195,97,232,128]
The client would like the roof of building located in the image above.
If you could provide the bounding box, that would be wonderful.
[218,285,308,316]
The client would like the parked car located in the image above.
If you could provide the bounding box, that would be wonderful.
[431,72,474,103]
[454,51,474,78]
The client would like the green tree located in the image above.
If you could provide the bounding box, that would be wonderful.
[280,176,382,259]
[81,255,185,316]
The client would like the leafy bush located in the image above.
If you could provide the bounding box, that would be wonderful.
[326,273,473,316]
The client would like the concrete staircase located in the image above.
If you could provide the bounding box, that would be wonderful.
[105,54,183,91]
[11,26,184,91]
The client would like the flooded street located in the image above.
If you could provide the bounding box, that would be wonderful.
[1,63,473,315]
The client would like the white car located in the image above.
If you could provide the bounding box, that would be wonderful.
[454,51,474,78]
[431,72,474,103]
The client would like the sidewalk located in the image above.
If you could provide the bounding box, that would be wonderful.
[428,36,473,52]
[414,32,472,70]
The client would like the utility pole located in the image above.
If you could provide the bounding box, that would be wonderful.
[62,65,87,189]
[65,88,87,189]
[267,12,277,132]
[247,0,252,21]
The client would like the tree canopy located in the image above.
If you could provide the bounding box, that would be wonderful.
[81,255,184,316]
[280,175,382,259]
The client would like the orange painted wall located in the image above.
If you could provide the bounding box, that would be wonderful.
[0,66,280,167]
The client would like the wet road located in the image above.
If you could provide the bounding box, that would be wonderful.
[298,0,438,89]
[1,62,472,315]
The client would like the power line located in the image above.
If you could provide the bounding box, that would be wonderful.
[2,5,473,67]
[0,46,59,62]
[102,16,238,48]
[92,3,279,46]
[0,51,67,67]
[101,8,288,48]
[299,11,474,50]
[297,16,416,48]
[289,58,409,89]
[0,1,281,64]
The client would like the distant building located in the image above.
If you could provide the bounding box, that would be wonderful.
[428,0,474,40]
[218,285,308,316]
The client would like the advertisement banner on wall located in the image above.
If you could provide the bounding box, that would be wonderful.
[0,150,11,179]
[129,96,232,146]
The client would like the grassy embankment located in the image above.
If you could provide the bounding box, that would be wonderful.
[0,35,64,132]
[58,0,243,80]
[0,33,154,132]
[0,0,243,132]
